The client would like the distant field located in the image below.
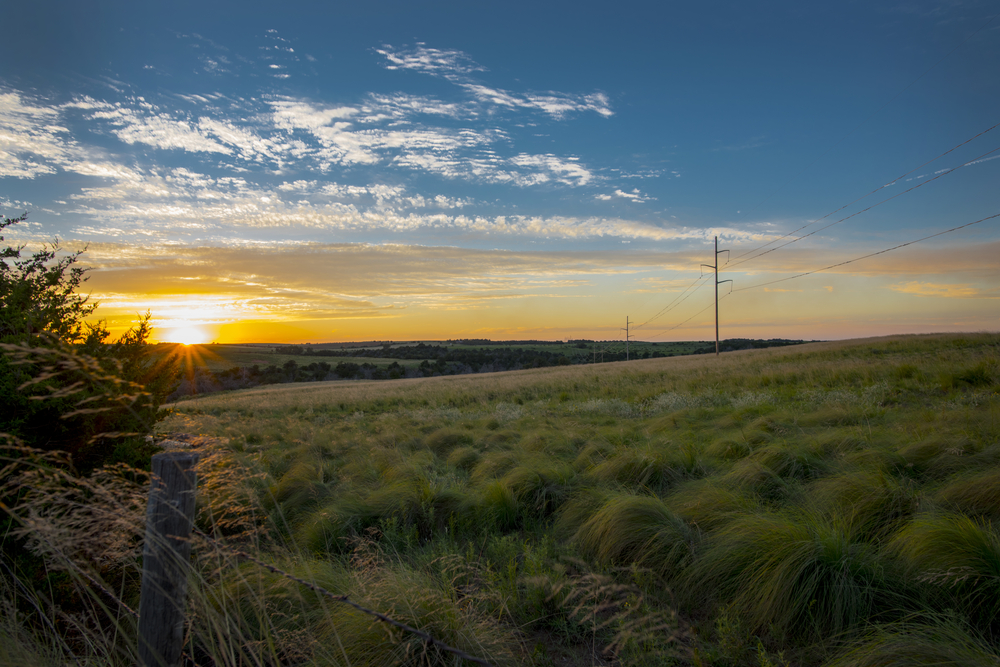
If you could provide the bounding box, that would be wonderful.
[149,343,436,372]
[153,339,779,374]
[155,333,1000,666]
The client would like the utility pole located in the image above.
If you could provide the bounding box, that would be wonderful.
[701,236,732,356]
[621,317,632,361]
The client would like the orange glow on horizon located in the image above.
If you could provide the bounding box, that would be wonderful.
[161,324,210,346]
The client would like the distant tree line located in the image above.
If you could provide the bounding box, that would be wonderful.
[273,341,664,364]
[168,338,812,400]
[691,338,815,355]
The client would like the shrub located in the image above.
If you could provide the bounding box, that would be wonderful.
[0,212,175,470]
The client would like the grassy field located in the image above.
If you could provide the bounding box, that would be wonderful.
[5,333,999,666]
[157,340,714,372]
[150,343,435,372]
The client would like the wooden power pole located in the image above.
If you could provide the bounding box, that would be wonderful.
[622,317,632,361]
[702,236,732,356]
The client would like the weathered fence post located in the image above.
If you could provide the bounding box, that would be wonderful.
[138,451,200,667]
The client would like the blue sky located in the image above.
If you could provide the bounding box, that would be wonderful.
[1,0,997,342]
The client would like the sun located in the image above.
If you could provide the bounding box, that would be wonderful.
[165,324,208,346]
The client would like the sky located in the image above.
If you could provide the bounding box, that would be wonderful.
[1,0,998,344]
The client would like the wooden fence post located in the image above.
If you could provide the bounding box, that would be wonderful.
[138,451,200,667]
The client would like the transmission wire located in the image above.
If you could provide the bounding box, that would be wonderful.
[728,142,1000,270]
[729,120,1000,264]
[733,211,1000,293]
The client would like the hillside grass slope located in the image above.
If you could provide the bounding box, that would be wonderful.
[5,333,998,666]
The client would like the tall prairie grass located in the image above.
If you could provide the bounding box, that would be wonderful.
[3,332,999,665]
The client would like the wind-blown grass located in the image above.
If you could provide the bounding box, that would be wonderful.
[824,615,1000,667]
[807,466,921,541]
[888,511,1000,630]
[213,554,520,666]
[685,509,882,640]
[934,467,1000,522]
[572,492,697,580]
[4,333,998,665]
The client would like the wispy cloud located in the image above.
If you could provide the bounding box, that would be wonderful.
[377,43,613,120]
[459,83,612,119]
[58,165,758,242]
[3,50,615,195]
[0,90,70,178]
[366,93,465,119]
[596,188,655,202]
[88,104,233,154]
[509,154,593,186]
[887,281,994,298]
[375,43,486,76]
[79,241,679,299]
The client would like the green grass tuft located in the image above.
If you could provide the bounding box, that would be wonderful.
[424,428,474,456]
[445,446,481,471]
[889,511,1000,629]
[686,509,882,639]
[573,492,697,579]
[664,478,759,531]
[807,467,921,540]
[501,459,576,518]
[477,480,520,531]
[825,616,999,667]
[935,466,1000,522]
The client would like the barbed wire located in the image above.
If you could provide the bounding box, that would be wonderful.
[191,528,493,667]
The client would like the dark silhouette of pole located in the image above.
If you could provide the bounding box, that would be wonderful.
[621,317,632,361]
[702,236,732,356]
[715,237,720,355]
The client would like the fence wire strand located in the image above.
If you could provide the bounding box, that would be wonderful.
[192,528,493,666]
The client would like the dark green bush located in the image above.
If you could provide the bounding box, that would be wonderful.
[0,212,176,470]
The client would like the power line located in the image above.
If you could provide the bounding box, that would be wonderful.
[732,10,1000,223]
[733,211,1000,293]
[621,135,999,344]
[728,142,1000,270]
[633,274,712,330]
[642,294,722,341]
[631,125,1000,342]
[729,121,1000,264]
[626,209,996,345]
